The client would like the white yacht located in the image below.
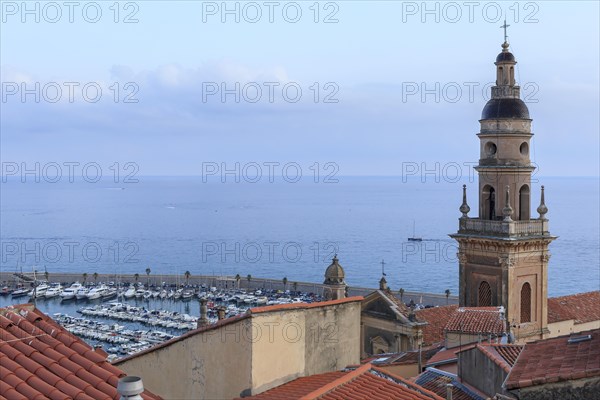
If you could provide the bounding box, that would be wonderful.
[87,285,108,300]
[44,284,63,298]
[61,282,83,300]
[76,287,90,300]
[28,283,49,298]
[123,287,136,299]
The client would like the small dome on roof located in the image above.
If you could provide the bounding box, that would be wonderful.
[324,255,345,285]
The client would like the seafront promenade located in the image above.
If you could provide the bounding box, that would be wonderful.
[0,271,457,306]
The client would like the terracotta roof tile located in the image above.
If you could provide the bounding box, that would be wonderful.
[505,328,600,390]
[444,307,505,335]
[414,368,485,400]
[239,364,444,400]
[471,344,523,373]
[415,305,458,346]
[547,291,600,324]
[0,304,162,400]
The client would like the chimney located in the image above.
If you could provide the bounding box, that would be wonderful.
[117,376,144,400]
[446,383,453,400]
[217,306,226,321]
[197,298,209,328]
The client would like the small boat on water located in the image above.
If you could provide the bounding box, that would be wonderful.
[408,220,423,241]
[61,282,83,300]
[11,288,29,298]
[181,289,194,301]
[1,286,11,296]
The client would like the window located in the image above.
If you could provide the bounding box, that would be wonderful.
[478,281,492,306]
[521,283,532,323]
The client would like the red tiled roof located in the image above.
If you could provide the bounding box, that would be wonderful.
[444,307,505,335]
[547,291,600,324]
[474,344,524,373]
[415,305,458,346]
[0,304,161,400]
[240,363,444,400]
[426,344,476,367]
[505,329,600,390]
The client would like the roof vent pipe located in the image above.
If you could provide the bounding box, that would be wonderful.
[118,376,144,400]
[446,383,453,400]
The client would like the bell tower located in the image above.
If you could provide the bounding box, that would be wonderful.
[450,35,556,341]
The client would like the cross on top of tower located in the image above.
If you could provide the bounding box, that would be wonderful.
[381,259,386,276]
[500,19,510,43]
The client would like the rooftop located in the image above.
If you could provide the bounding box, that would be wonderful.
[444,307,505,335]
[547,291,600,324]
[415,305,458,346]
[505,329,600,390]
[467,344,524,373]
[0,304,161,400]
[239,363,444,400]
[414,368,486,400]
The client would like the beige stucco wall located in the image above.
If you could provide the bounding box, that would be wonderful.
[251,301,361,394]
[117,300,362,399]
[547,320,600,339]
[116,317,253,399]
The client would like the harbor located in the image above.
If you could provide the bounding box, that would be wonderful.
[0,277,327,361]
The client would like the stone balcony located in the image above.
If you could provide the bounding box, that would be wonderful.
[456,218,550,238]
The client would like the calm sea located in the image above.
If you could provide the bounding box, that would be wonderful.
[1,176,598,297]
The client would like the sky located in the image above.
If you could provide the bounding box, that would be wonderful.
[1,0,599,177]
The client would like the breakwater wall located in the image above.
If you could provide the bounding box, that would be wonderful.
[0,271,458,307]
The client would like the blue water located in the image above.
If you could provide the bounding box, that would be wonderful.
[1,177,598,297]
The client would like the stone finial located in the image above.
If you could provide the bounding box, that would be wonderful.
[459,184,471,218]
[216,306,226,321]
[379,276,388,291]
[502,185,513,221]
[197,297,209,328]
[537,185,548,220]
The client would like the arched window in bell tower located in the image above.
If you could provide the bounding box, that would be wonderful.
[519,185,530,220]
[482,185,496,220]
[510,66,515,85]
[520,283,532,323]
[478,281,492,306]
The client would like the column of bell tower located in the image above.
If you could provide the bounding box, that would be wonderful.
[450,39,556,342]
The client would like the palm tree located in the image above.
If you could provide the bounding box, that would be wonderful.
[292,282,298,293]
[82,273,88,285]
[93,272,98,283]
[445,289,451,304]
[282,277,288,291]
[134,273,140,284]
[399,288,405,302]
[184,271,191,286]
[235,274,241,289]
[246,274,252,288]
[145,268,151,286]
[44,271,49,282]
